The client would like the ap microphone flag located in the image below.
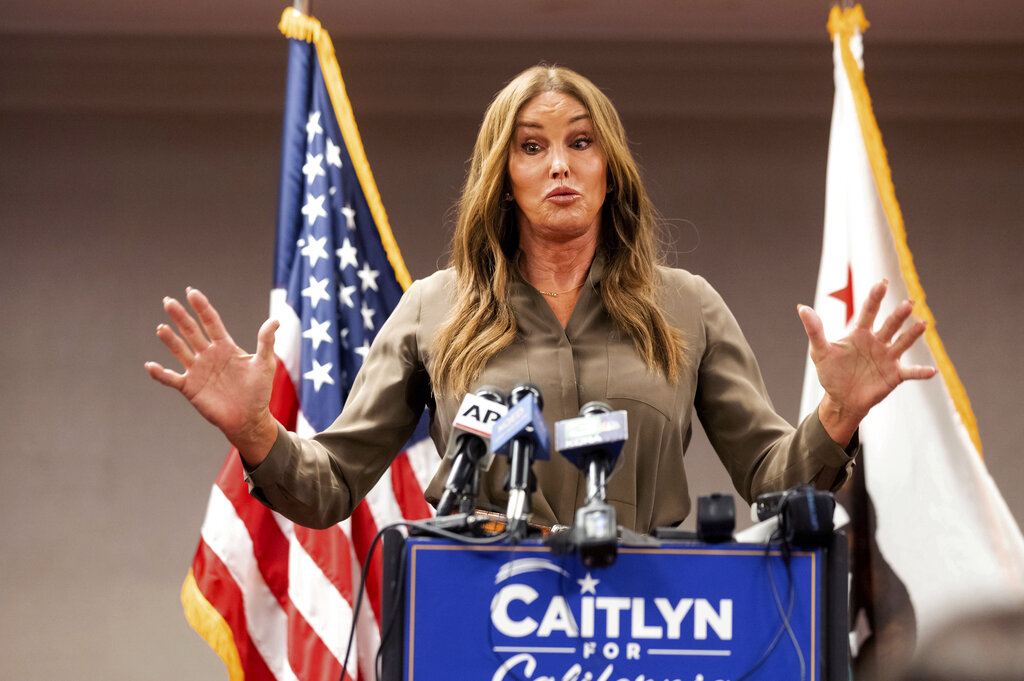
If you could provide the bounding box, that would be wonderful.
[443,391,509,461]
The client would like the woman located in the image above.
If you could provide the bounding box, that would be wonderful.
[145,65,935,533]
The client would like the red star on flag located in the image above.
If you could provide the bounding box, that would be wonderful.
[828,264,855,324]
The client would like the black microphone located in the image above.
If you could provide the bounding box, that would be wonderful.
[555,400,628,567]
[435,386,508,517]
[490,382,550,537]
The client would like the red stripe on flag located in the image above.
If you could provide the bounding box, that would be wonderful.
[192,539,277,681]
[293,524,356,606]
[269,358,300,430]
[286,599,345,681]
[390,451,433,521]
[216,451,291,610]
[349,503,384,625]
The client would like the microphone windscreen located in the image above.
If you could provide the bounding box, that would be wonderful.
[474,385,507,406]
[510,382,543,411]
[579,401,612,417]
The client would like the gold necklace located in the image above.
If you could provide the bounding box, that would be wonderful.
[534,282,585,297]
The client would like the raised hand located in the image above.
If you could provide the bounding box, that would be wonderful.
[798,279,937,446]
[145,288,280,464]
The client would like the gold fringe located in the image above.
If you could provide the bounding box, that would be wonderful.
[278,8,414,291]
[278,7,321,43]
[181,568,244,681]
[828,5,983,457]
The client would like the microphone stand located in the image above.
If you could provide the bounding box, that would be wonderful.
[437,435,488,517]
[586,456,609,505]
[505,436,536,539]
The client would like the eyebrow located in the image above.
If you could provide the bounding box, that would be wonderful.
[515,113,592,130]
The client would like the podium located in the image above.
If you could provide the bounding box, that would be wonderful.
[381,530,848,681]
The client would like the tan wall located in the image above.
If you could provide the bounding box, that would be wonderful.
[1,35,1021,679]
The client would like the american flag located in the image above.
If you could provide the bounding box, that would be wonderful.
[181,9,436,681]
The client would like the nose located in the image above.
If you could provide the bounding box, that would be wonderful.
[550,147,569,179]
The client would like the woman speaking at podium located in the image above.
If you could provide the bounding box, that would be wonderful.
[145,65,935,534]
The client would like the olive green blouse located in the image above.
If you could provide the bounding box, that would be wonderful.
[245,259,855,533]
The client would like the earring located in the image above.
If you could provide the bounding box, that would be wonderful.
[502,192,514,203]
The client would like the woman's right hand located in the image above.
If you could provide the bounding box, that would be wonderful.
[145,287,280,466]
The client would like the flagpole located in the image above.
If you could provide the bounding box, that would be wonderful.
[293,0,311,16]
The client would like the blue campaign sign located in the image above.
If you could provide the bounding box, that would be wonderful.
[404,538,823,681]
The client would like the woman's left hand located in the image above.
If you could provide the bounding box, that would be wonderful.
[798,279,937,446]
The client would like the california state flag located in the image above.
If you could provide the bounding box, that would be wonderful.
[800,5,1024,670]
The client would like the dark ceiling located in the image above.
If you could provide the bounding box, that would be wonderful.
[6,0,1024,43]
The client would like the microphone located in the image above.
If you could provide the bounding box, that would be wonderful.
[555,401,628,567]
[435,386,508,517]
[490,383,550,537]
[557,401,627,505]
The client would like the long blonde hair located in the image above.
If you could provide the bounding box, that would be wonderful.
[430,65,687,396]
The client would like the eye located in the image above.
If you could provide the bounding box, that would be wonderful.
[571,136,593,151]
[521,141,542,154]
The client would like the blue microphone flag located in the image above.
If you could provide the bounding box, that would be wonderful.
[489,392,550,459]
